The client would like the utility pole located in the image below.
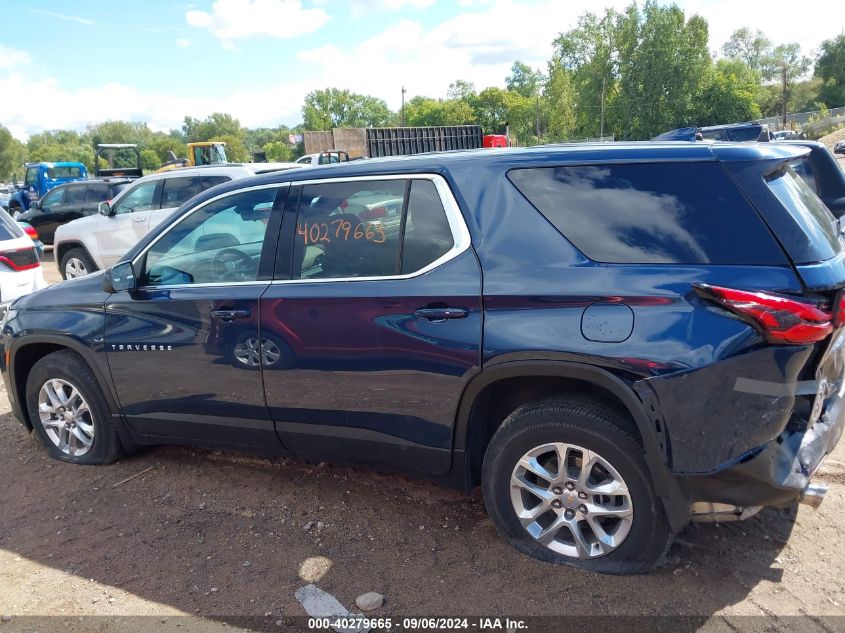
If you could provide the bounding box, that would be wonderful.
[781,64,788,127]
[401,86,406,127]
[600,75,606,139]
[535,93,541,141]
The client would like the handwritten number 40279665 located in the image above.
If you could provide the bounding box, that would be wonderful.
[297,220,387,245]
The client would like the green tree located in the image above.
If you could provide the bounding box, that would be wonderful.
[815,33,845,108]
[446,80,476,101]
[148,135,187,164]
[264,140,296,162]
[695,59,762,126]
[139,149,161,171]
[553,7,620,138]
[721,28,772,74]
[0,126,26,182]
[506,62,544,98]
[543,59,576,141]
[26,130,92,170]
[182,113,243,141]
[472,87,511,134]
[613,2,711,139]
[302,88,393,130]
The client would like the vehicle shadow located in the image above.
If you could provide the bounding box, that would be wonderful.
[0,410,816,632]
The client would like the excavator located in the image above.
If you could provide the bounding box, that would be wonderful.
[156,141,228,173]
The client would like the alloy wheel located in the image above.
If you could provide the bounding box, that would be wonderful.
[37,378,95,457]
[510,442,634,559]
[65,257,88,278]
[234,337,282,367]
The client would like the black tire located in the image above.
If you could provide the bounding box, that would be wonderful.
[26,350,123,465]
[60,247,97,280]
[482,397,671,575]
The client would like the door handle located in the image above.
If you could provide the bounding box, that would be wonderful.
[211,308,251,321]
[414,306,468,321]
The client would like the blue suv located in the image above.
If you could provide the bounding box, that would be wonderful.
[2,142,843,574]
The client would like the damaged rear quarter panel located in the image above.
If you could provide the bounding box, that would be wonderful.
[645,344,816,473]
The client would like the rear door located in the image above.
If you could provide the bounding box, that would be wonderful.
[261,174,482,475]
[97,179,162,267]
[104,184,286,446]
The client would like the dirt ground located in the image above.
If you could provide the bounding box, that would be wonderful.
[1,256,844,633]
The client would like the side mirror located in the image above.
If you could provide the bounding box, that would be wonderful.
[103,261,136,293]
[98,201,112,216]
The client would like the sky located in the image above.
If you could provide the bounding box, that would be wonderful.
[1,0,843,140]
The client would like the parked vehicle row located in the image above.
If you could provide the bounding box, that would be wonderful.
[2,141,843,576]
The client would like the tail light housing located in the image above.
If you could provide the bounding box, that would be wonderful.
[0,246,40,272]
[360,206,386,220]
[22,225,38,240]
[693,283,833,345]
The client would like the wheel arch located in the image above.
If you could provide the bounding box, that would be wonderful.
[55,241,96,272]
[453,358,688,531]
[9,336,122,432]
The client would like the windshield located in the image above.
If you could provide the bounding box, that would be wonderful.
[766,165,841,259]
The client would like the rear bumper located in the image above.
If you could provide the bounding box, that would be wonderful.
[684,392,844,507]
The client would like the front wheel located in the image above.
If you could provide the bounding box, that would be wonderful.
[60,247,97,279]
[26,350,123,464]
[482,397,671,575]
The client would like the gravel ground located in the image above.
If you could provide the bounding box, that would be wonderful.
[0,257,844,633]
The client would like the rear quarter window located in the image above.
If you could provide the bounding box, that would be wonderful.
[508,162,786,265]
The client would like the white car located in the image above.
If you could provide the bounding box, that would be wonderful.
[295,151,350,166]
[0,208,47,304]
[54,163,300,279]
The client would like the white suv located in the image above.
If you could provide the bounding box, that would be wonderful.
[54,163,299,279]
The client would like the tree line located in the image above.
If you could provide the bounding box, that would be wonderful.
[2,0,844,181]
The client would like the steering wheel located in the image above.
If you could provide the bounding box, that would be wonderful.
[210,248,256,281]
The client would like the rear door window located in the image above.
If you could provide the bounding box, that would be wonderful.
[508,162,786,265]
[85,183,111,203]
[289,178,459,280]
[161,176,230,208]
[64,184,86,206]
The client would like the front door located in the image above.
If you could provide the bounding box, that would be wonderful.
[261,176,482,474]
[104,184,286,447]
[97,179,162,268]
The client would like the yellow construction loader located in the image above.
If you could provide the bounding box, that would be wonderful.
[156,141,228,173]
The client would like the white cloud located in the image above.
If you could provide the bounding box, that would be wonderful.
[0,51,306,140]
[27,8,100,26]
[296,0,630,106]
[186,0,330,46]
[0,44,31,71]
[176,38,192,48]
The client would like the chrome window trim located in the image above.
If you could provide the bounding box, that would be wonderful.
[273,173,471,285]
[131,182,289,289]
[131,174,471,290]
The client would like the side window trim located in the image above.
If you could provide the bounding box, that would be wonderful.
[272,173,470,284]
[131,183,290,288]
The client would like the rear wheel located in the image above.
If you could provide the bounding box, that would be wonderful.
[26,350,123,465]
[60,247,97,279]
[482,397,671,575]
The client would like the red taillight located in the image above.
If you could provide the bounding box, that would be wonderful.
[23,225,38,239]
[360,206,386,220]
[0,247,40,271]
[694,283,833,345]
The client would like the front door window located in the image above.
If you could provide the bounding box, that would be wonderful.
[142,187,277,286]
